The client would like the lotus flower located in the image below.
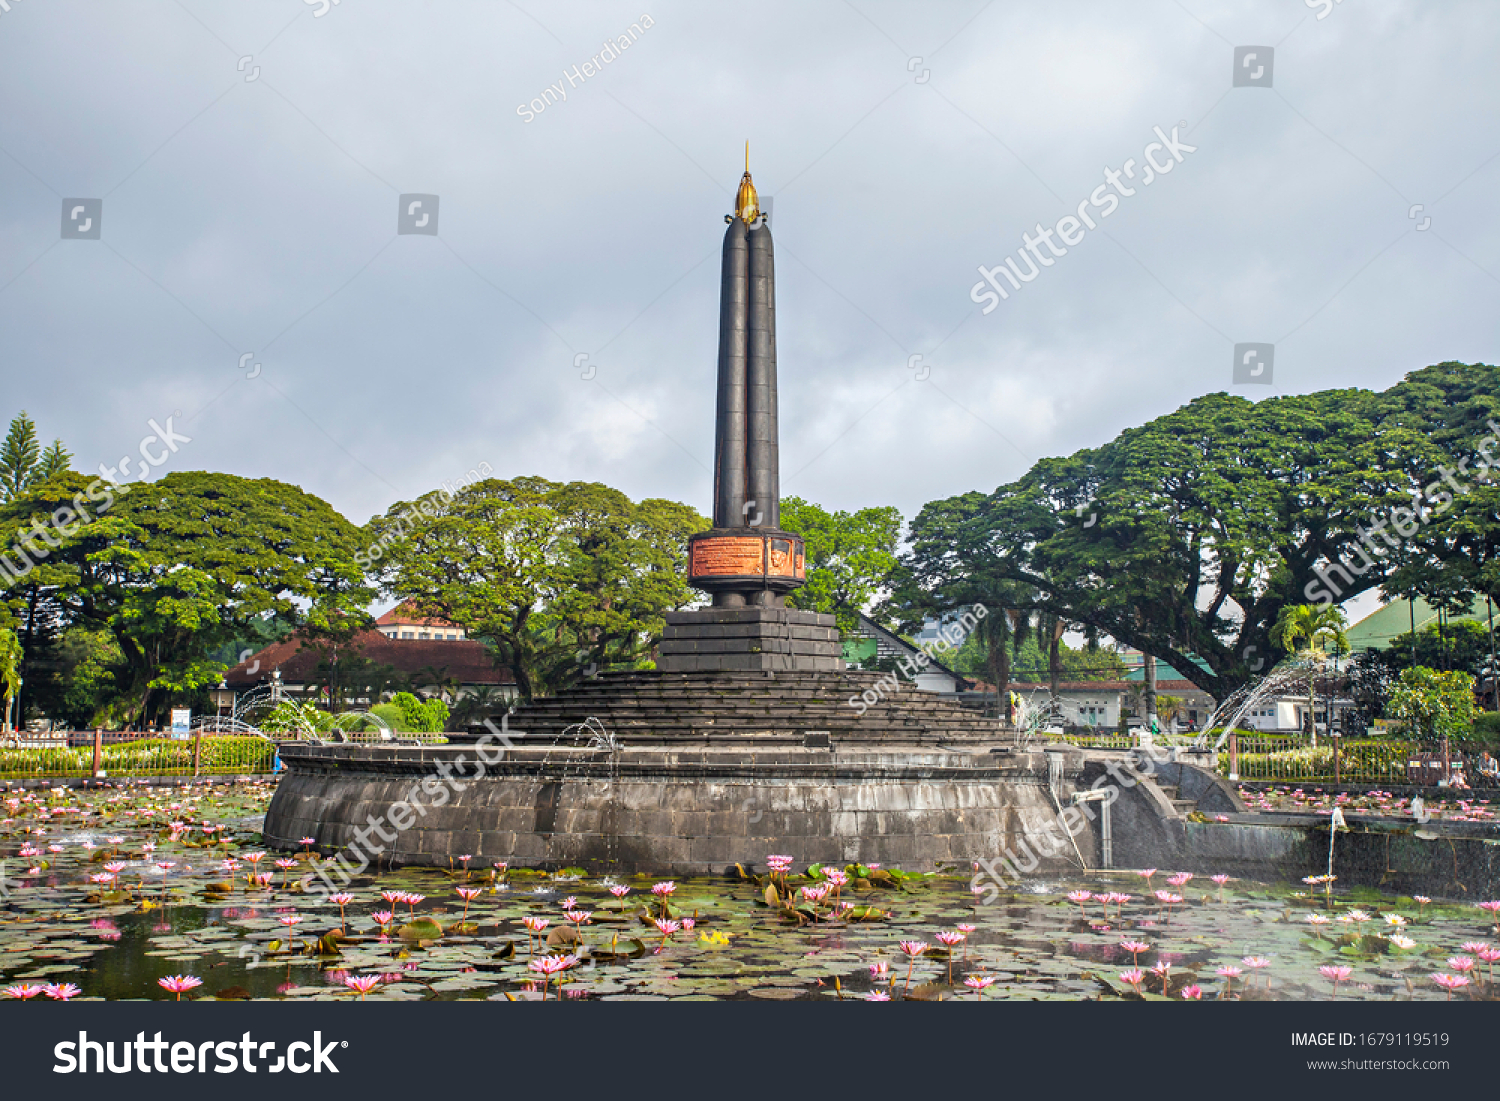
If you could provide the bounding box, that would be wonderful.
[1319,965,1352,997]
[1431,973,1469,999]
[1066,889,1092,918]
[1215,965,1243,997]
[897,940,929,992]
[456,886,481,921]
[158,975,203,1001]
[344,974,381,999]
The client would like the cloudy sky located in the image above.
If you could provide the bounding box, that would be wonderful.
[2,0,1497,624]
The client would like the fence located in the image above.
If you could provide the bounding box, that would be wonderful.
[1055,731,1138,750]
[1219,734,1411,784]
[0,731,278,781]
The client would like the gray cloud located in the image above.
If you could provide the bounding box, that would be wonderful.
[0,0,1495,534]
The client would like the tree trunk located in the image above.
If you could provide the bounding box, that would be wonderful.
[985,615,1011,724]
[1144,651,1157,732]
[997,640,1012,727]
[1048,619,1063,701]
[1308,676,1317,749]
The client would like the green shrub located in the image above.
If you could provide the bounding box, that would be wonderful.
[258,700,335,734]
[369,702,404,732]
[0,735,274,778]
[391,691,449,733]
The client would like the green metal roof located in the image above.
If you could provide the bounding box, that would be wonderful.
[1346,595,1494,652]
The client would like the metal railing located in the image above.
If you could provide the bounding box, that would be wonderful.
[1218,734,1411,784]
[1054,731,1137,750]
[0,731,277,780]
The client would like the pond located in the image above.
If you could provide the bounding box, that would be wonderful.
[2,780,1497,1002]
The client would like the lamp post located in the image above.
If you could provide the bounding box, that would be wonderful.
[209,680,235,730]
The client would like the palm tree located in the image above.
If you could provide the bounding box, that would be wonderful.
[1271,604,1350,746]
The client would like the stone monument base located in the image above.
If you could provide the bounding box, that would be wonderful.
[656,607,844,672]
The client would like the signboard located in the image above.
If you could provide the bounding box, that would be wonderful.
[690,536,764,578]
[170,709,191,740]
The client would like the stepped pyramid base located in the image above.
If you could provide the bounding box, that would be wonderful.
[456,668,1005,745]
[656,607,845,672]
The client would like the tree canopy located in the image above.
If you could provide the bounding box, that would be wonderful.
[0,471,372,726]
[781,496,902,633]
[368,477,705,699]
[888,362,1500,703]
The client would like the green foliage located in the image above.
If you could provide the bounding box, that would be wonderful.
[889,363,1500,703]
[0,735,273,778]
[1473,711,1500,746]
[1272,604,1349,658]
[0,626,20,716]
[35,440,72,483]
[931,625,1124,683]
[1221,740,1412,783]
[0,413,69,504]
[0,471,373,725]
[1389,666,1478,746]
[0,412,41,502]
[368,702,404,732]
[1375,618,1491,679]
[390,691,448,732]
[258,699,334,734]
[780,497,902,634]
[1379,363,1500,613]
[369,477,705,699]
[1010,632,1127,682]
[54,627,127,729]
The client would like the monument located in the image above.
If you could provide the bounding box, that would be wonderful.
[262,158,1085,877]
[657,156,844,674]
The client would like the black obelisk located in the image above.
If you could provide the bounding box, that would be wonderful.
[659,154,844,672]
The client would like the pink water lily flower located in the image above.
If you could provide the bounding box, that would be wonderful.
[1431,973,1469,999]
[344,974,382,999]
[158,975,203,1001]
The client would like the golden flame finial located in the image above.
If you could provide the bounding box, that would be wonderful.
[734,141,759,223]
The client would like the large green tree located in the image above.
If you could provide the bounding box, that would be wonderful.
[890,363,1498,703]
[1380,363,1500,617]
[0,471,372,727]
[368,477,705,699]
[781,496,902,634]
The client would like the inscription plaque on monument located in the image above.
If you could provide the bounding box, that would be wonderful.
[691,536,764,578]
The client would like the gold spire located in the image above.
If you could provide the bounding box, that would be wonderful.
[734,141,759,223]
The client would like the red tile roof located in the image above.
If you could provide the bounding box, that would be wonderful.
[223,629,512,689]
[375,601,463,630]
